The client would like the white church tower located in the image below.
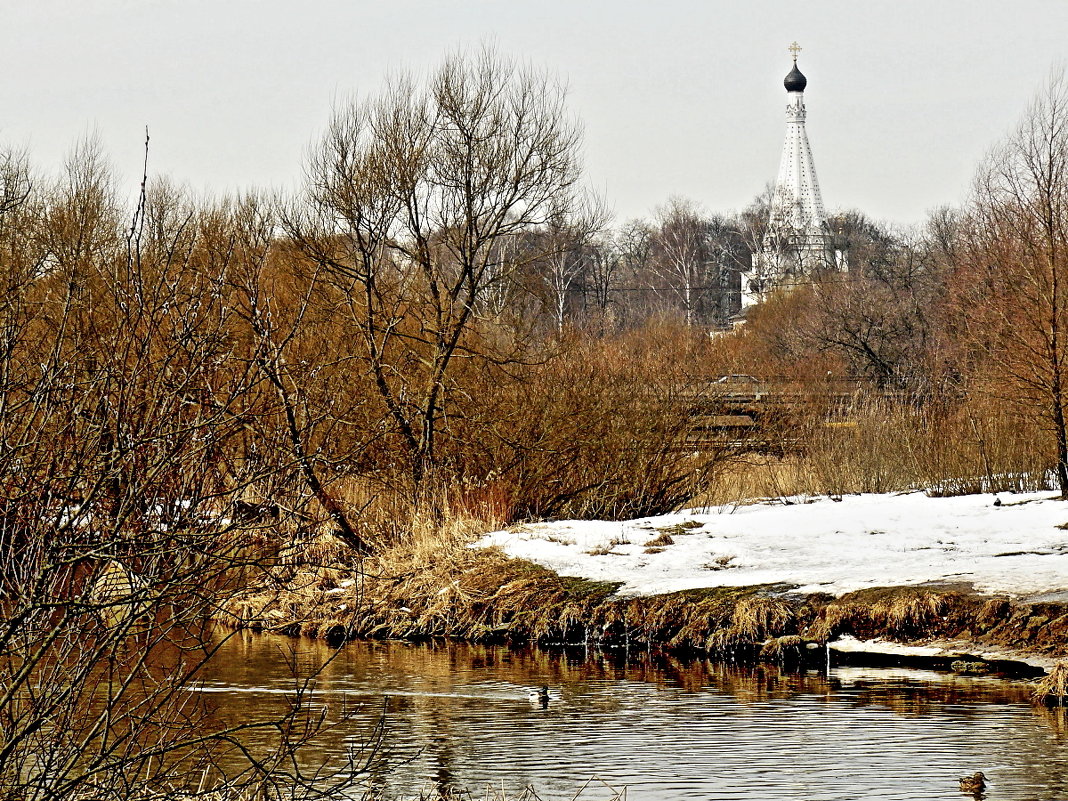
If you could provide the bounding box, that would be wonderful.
[741,43,845,310]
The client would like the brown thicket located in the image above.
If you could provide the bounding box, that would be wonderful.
[0,140,374,798]
[949,69,1068,498]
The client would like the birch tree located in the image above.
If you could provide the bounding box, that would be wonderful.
[541,197,608,332]
[650,197,711,326]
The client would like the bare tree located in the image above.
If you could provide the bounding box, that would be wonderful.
[733,183,775,305]
[650,197,711,326]
[703,213,747,324]
[961,69,1068,497]
[585,232,622,326]
[540,196,608,332]
[608,219,654,324]
[284,47,584,489]
[925,204,965,268]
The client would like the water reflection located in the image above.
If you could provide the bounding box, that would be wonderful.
[197,631,1068,800]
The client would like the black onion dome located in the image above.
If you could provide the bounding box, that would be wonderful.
[784,62,807,92]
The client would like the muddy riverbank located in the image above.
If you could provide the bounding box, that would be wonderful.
[216,541,1068,675]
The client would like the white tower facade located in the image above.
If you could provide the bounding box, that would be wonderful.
[741,44,845,310]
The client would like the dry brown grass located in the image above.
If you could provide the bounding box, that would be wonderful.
[698,393,1052,504]
[806,602,867,642]
[880,592,949,634]
[642,532,675,555]
[220,533,811,656]
[1034,662,1068,705]
[728,596,797,642]
[805,590,961,642]
[759,634,805,660]
[978,597,1012,628]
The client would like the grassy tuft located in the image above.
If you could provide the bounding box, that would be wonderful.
[1034,662,1068,705]
[645,532,675,548]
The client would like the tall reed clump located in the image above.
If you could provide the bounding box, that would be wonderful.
[700,390,1052,503]
[920,393,1052,496]
[1034,662,1068,706]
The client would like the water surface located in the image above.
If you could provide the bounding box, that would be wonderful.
[197,632,1068,800]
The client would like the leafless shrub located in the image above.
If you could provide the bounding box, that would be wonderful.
[0,139,374,799]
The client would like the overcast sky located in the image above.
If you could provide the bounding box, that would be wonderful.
[2,1,1066,228]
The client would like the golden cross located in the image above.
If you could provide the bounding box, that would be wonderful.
[788,41,802,61]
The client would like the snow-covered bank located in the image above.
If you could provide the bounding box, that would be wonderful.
[474,491,1068,599]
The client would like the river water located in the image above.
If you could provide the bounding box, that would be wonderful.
[196,630,1068,800]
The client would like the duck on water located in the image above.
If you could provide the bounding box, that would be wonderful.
[959,772,987,795]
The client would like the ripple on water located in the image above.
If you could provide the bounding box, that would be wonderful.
[195,634,1068,801]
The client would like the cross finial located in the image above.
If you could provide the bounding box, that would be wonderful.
[788,41,802,62]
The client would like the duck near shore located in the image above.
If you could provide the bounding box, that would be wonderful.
[528,685,550,704]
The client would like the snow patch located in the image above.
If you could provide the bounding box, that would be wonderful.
[474,491,1068,598]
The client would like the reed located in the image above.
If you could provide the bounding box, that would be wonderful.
[699,392,1052,503]
[1033,662,1068,706]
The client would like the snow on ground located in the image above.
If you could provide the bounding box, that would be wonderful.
[473,491,1068,599]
